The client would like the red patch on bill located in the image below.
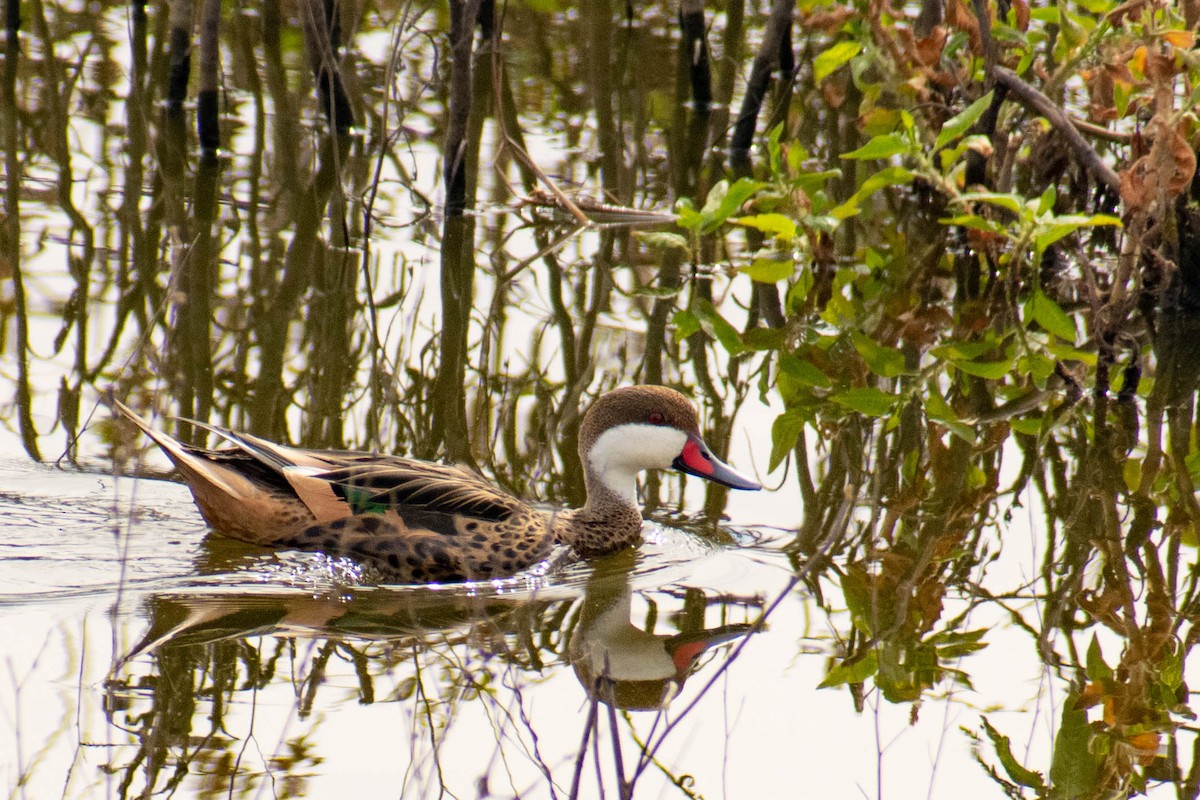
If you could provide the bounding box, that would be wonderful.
[681,439,713,475]
[672,640,708,671]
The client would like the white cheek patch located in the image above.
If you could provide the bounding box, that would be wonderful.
[587,424,688,501]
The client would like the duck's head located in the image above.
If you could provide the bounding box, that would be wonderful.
[578,385,762,503]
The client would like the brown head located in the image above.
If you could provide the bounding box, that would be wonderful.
[576,386,761,507]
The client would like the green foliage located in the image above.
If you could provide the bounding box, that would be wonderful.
[634,231,691,258]
[978,718,1047,792]
[676,178,764,235]
[665,7,1200,790]
[830,387,897,417]
[813,41,862,83]
[1050,706,1101,798]
[934,92,995,152]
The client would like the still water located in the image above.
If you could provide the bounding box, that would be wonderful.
[1,0,1197,797]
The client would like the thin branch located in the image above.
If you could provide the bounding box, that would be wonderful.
[993,67,1121,193]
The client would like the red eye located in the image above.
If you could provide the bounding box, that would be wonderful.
[647,412,665,425]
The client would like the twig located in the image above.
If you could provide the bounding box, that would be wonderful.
[502,134,592,226]
[1071,116,1133,144]
[489,39,592,226]
[603,654,630,800]
[568,689,601,799]
[993,67,1121,193]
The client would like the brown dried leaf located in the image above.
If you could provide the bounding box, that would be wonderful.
[1076,681,1107,709]
[1011,0,1030,31]
[1118,120,1195,210]
[1162,120,1196,195]
[1077,585,1127,632]
[914,26,948,66]
[914,577,945,633]
[1107,0,1149,26]
[1104,60,1137,86]
[802,6,857,34]
[1086,66,1117,122]
[1127,732,1161,765]
[1144,52,1178,86]
[894,24,917,61]
[898,306,954,348]
[1130,128,1148,160]
[948,0,981,53]
[822,78,848,110]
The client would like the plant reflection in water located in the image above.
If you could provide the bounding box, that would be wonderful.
[103,544,763,797]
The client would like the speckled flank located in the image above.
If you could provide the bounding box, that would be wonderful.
[114,385,752,582]
[277,509,556,582]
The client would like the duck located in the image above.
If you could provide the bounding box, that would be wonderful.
[112,385,762,583]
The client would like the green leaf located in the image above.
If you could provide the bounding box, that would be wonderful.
[851,331,907,378]
[699,177,764,233]
[935,639,989,658]
[1037,185,1058,216]
[1086,635,1112,682]
[950,358,1012,380]
[743,256,794,283]
[733,213,797,240]
[1160,640,1184,690]
[634,231,691,255]
[785,268,814,313]
[694,299,747,355]
[699,180,730,220]
[1018,352,1057,387]
[813,40,862,82]
[931,340,995,361]
[1049,705,1100,797]
[1010,417,1043,435]
[957,191,1025,214]
[940,214,1008,235]
[769,410,806,472]
[671,309,700,340]
[1027,289,1077,342]
[840,566,875,633]
[675,197,702,231]
[841,133,909,161]
[792,169,843,194]
[982,718,1047,790]
[780,353,832,388]
[818,651,878,688]
[925,392,975,442]
[1046,343,1097,365]
[934,91,994,151]
[743,328,786,350]
[858,165,916,193]
[831,387,897,417]
[831,166,915,219]
[1034,213,1121,253]
[630,285,685,299]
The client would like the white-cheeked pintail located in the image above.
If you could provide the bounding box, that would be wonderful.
[113,385,761,582]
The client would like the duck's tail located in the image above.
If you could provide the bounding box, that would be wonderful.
[111,400,345,540]
[111,399,259,501]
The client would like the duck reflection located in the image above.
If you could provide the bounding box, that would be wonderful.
[105,548,761,796]
[569,549,757,711]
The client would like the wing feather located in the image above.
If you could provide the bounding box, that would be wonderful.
[316,460,523,522]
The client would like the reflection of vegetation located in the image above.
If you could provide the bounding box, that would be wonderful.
[656,3,1200,796]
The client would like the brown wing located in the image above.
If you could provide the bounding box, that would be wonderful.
[314,458,527,523]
